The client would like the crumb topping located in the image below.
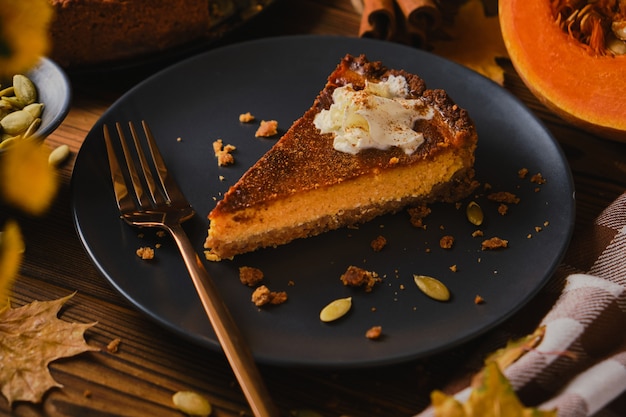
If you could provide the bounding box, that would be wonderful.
[239,112,255,123]
[370,235,387,252]
[340,265,381,292]
[136,246,154,260]
[213,139,236,166]
[239,266,264,287]
[255,120,278,137]
[251,285,288,307]
[481,237,509,250]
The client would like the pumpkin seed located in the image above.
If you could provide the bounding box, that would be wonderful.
[320,297,352,322]
[48,144,70,166]
[413,275,451,301]
[607,36,626,55]
[13,74,37,105]
[1,95,24,109]
[0,86,14,97]
[23,118,41,138]
[172,391,212,417]
[23,102,44,119]
[0,136,17,149]
[0,109,34,135]
[466,201,484,226]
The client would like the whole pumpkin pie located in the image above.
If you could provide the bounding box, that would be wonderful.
[204,54,478,260]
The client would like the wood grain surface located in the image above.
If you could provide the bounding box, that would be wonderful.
[5,1,626,416]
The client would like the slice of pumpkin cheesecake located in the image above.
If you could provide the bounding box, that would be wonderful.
[204,54,478,260]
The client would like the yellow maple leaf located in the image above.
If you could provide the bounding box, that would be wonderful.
[0,220,24,309]
[0,294,98,405]
[0,0,53,77]
[0,138,58,216]
[432,361,557,417]
[485,326,546,371]
[431,0,509,85]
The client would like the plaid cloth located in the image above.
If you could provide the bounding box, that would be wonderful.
[417,191,626,416]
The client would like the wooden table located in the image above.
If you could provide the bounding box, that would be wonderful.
[6,1,626,416]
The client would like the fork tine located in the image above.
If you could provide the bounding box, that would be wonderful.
[115,122,153,211]
[128,121,165,206]
[103,124,135,213]
[141,120,189,206]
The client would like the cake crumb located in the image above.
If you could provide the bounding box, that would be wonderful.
[251,285,288,307]
[365,326,383,340]
[389,156,400,165]
[204,250,222,262]
[136,246,154,260]
[407,204,431,228]
[439,235,455,249]
[340,265,381,292]
[471,229,484,237]
[498,203,509,215]
[474,294,485,304]
[239,266,264,287]
[488,191,520,204]
[370,235,387,252]
[449,264,458,272]
[481,237,509,250]
[239,112,255,123]
[531,172,547,184]
[212,139,236,166]
[518,168,529,179]
[106,337,121,353]
[255,120,278,137]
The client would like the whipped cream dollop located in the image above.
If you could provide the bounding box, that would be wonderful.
[313,75,434,155]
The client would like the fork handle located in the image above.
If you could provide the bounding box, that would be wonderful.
[167,223,280,417]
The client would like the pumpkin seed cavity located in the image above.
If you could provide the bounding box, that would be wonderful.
[552,0,626,55]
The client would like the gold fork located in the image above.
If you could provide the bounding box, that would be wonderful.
[103,121,279,417]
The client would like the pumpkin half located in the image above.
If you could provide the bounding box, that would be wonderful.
[499,0,626,142]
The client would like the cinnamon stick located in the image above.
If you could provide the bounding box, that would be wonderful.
[396,0,442,45]
[358,0,397,40]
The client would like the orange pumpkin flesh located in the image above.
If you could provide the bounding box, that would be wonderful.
[499,0,626,142]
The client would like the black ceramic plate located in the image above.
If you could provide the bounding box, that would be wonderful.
[71,35,575,368]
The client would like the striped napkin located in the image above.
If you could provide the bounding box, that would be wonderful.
[417,191,626,416]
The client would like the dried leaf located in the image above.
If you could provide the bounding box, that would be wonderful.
[431,0,509,85]
[0,0,53,77]
[0,293,98,405]
[0,138,58,216]
[431,361,557,417]
[484,326,545,371]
